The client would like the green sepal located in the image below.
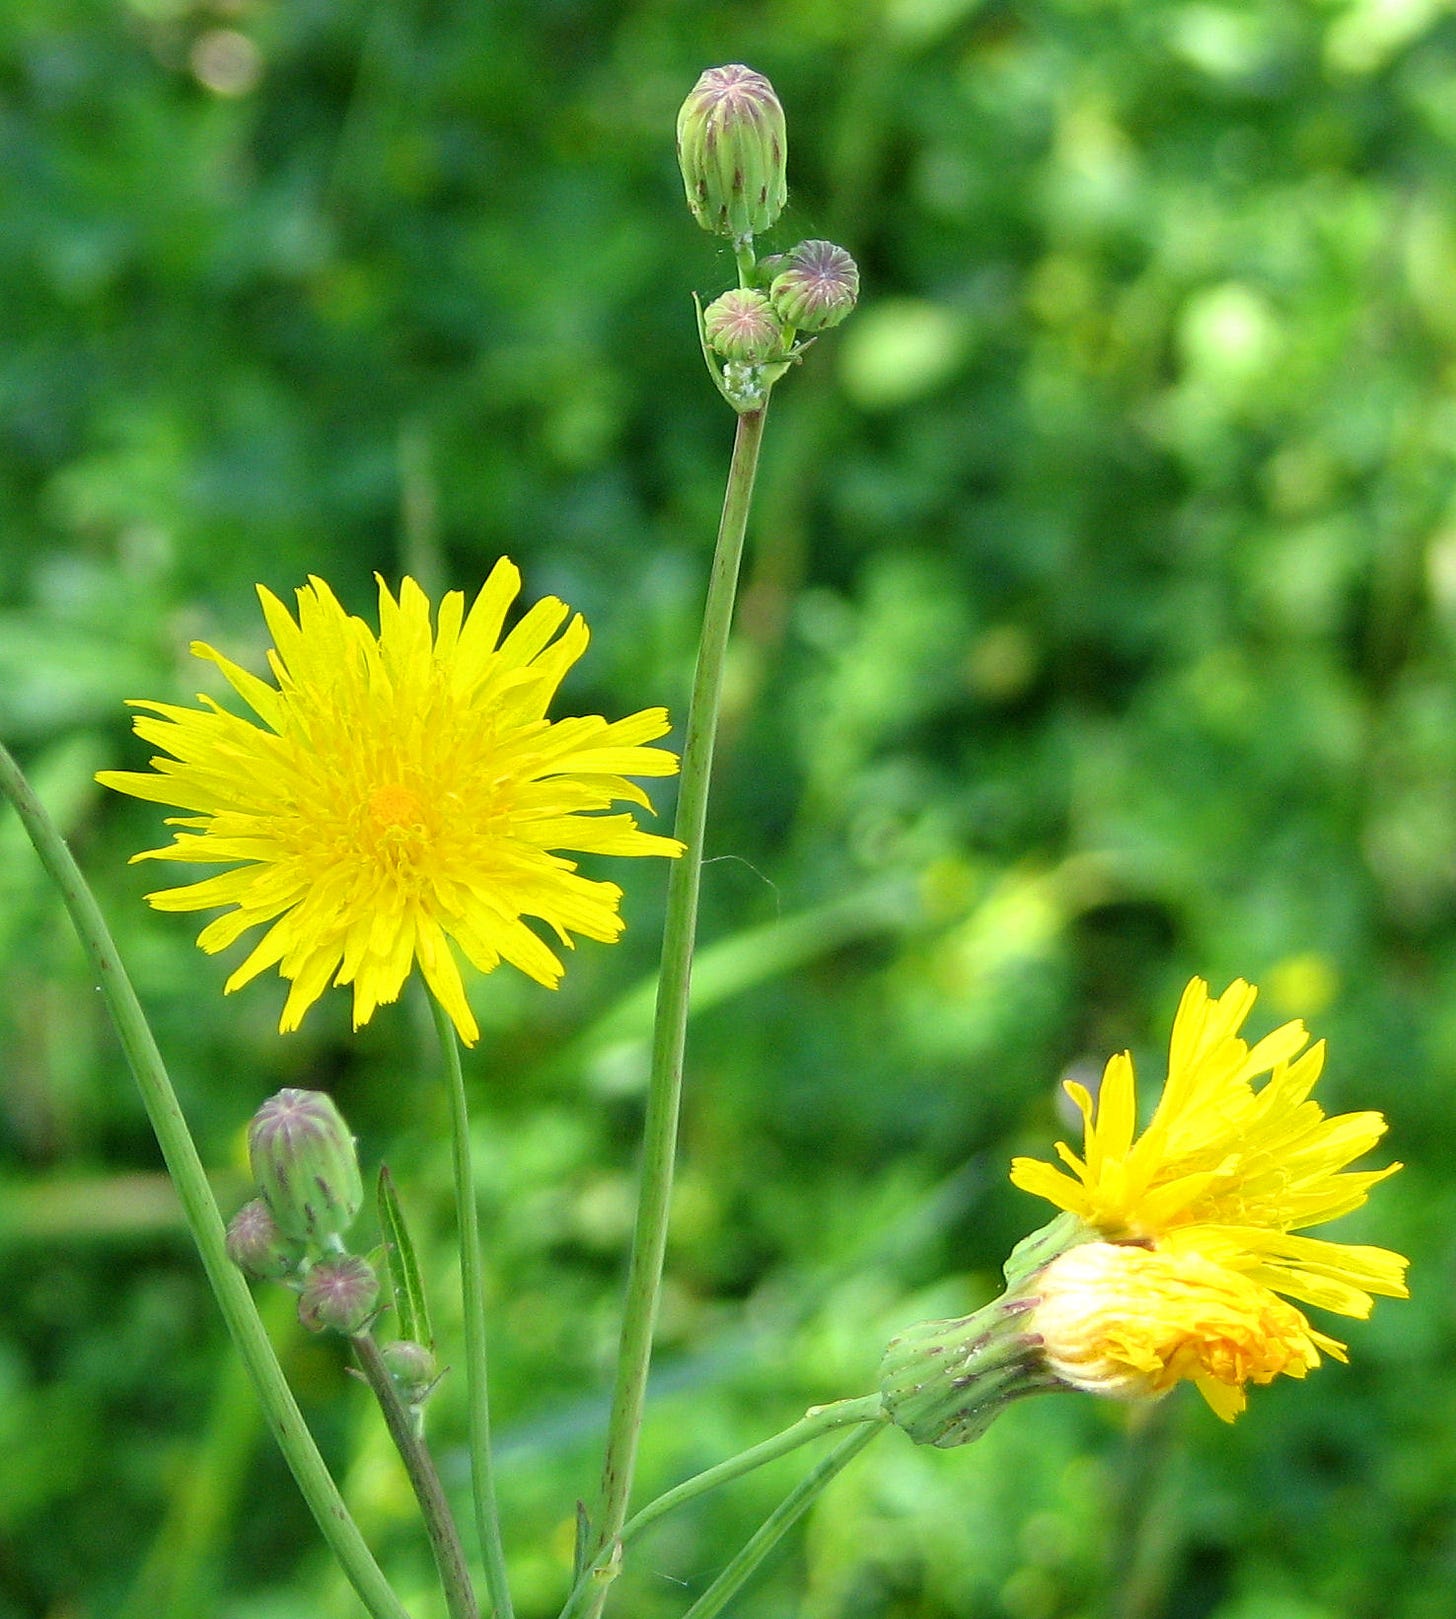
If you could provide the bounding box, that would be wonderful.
[378,1165,434,1350]
[879,1213,1095,1448]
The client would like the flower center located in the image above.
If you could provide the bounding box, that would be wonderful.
[368,783,426,832]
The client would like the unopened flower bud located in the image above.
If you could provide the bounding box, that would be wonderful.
[770,240,859,332]
[248,1088,363,1248]
[879,1214,1091,1447]
[677,64,787,239]
[225,1196,306,1280]
[380,1339,441,1404]
[298,1255,380,1335]
[703,289,784,364]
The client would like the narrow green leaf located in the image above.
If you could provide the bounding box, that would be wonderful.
[377,1165,433,1349]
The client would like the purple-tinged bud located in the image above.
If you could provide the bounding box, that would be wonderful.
[770,240,860,332]
[298,1255,380,1335]
[248,1088,363,1248]
[677,64,787,239]
[703,288,785,364]
[380,1339,441,1405]
[225,1196,306,1280]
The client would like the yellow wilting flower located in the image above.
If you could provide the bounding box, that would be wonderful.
[98,564,683,1045]
[881,977,1408,1446]
[1009,976,1409,1419]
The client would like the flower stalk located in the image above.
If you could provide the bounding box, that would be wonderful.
[352,1331,480,1619]
[584,405,768,1612]
[435,997,514,1619]
[678,1420,887,1619]
[561,1394,882,1619]
[0,742,411,1619]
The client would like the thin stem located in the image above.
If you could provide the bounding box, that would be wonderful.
[621,1394,883,1548]
[587,407,769,1609]
[559,1396,882,1619]
[0,744,411,1619]
[434,998,514,1619]
[679,1421,886,1619]
[352,1334,479,1619]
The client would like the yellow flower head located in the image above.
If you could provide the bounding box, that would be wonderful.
[98,564,683,1045]
[1011,976,1408,1418]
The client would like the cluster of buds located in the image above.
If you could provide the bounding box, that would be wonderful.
[225,1088,380,1335]
[227,1089,442,1414]
[677,65,860,412]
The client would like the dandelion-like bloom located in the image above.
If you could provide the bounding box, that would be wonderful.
[1010,977,1408,1418]
[97,564,682,1045]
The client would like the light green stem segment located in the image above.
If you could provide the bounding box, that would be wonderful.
[620,1394,883,1548]
[352,1333,479,1619]
[586,406,769,1612]
[560,1395,882,1619]
[0,742,411,1619]
[434,998,514,1619]
[679,1420,887,1619]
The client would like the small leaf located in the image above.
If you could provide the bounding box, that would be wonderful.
[377,1165,433,1349]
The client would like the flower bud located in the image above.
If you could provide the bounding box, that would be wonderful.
[226,1196,307,1280]
[770,240,859,332]
[298,1255,380,1335]
[677,64,787,239]
[248,1088,363,1248]
[380,1339,441,1405]
[702,289,785,364]
[879,1214,1091,1447]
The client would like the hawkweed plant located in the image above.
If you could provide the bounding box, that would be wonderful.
[0,64,1407,1619]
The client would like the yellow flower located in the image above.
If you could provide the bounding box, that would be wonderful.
[1011,976,1408,1418]
[98,565,683,1045]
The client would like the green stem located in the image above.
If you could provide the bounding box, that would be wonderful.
[559,1395,881,1619]
[621,1394,882,1548]
[0,743,411,1619]
[434,998,514,1619]
[352,1334,479,1619]
[586,406,768,1611]
[679,1421,886,1619]
[733,235,756,287]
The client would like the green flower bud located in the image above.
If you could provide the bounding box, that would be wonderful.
[225,1196,307,1280]
[298,1255,380,1335]
[677,64,787,239]
[702,288,785,364]
[769,240,860,332]
[380,1339,441,1405]
[879,1213,1092,1447]
[248,1088,364,1248]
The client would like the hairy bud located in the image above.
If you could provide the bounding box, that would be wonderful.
[703,289,785,364]
[677,64,787,239]
[248,1088,363,1248]
[380,1339,442,1405]
[298,1255,380,1335]
[225,1196,306,1280]
[770,240,860,332]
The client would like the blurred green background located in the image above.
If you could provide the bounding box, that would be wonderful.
[2,0,1453,1615]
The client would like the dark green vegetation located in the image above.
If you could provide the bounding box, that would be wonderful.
[3,2,1453,1616]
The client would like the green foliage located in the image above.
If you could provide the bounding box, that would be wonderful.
[3,1,1454,1616]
